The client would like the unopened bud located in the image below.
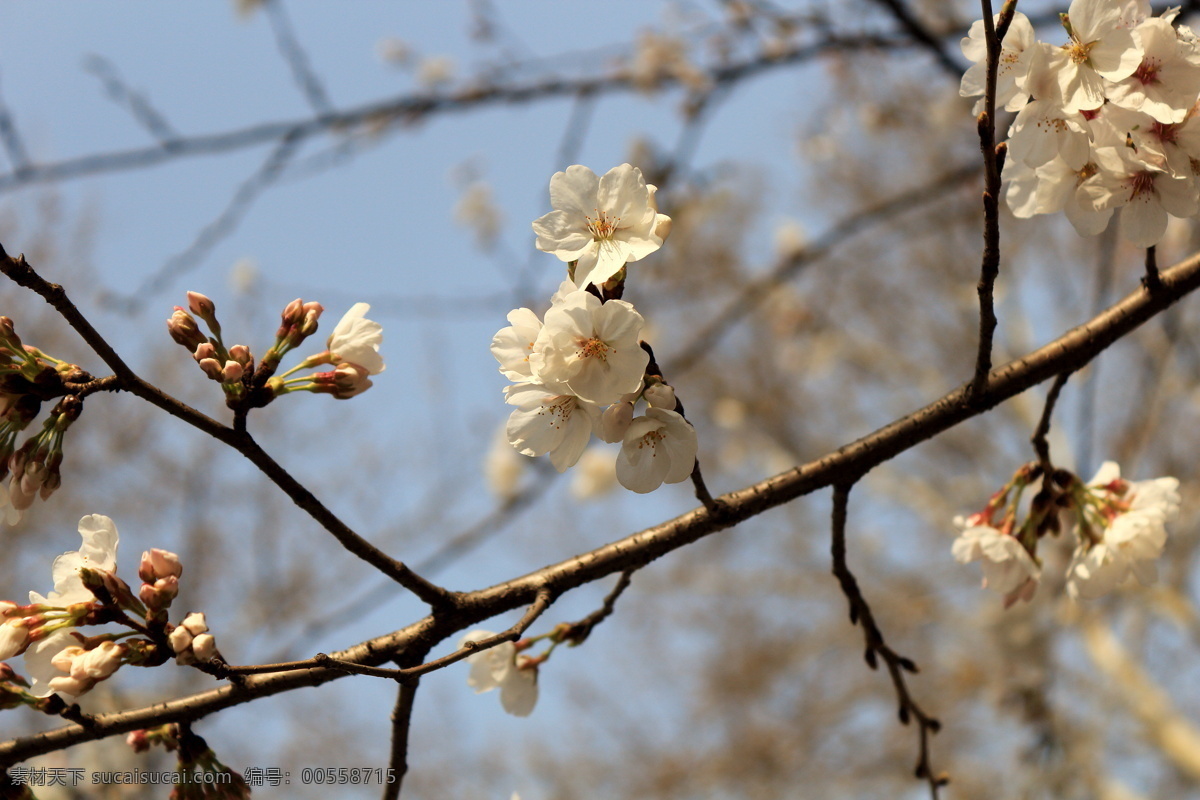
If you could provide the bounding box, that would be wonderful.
[193,342,216,362]
[643,382,676,410]
[139,549,183,583]
[221,360,244,383]
[126,729,151,753]
[300,302,324,336]
[191,633,216,662]
[228,345,252,366]
[186,291,215,319]
[198,358,223,381]
[167,309,207,351]
[599,400,635,443]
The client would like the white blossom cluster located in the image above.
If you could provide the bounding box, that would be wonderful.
[492,164,697,494]
[962,0,1200,246]
[953,461,1180,605]
[0,515,217,701]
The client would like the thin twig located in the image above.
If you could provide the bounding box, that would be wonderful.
[830,482,944,798]
[867,0,964,75]
[264,0,335,115]
[83,55,179,144]
[560,570,634,645]
[0,30,962,196]
[0,72,30,175]
[396,588,554,681]
[1031,371,1071,475]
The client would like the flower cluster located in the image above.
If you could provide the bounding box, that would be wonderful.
[493,164,698,493]
[0,515,220,702]
[167,292,385,408]
[953,461,1180,605]
[0,317,92,525]
[962,0,1200,246]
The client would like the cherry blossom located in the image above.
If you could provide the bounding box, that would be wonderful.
[615,408,698,494]
[1049,0,1143,114]
[959,11,1039,113]
[951,522,1040,607]
[1066,462,1179,599]
[30,514,120,608]
[504,383,601,472]
[491,307,543,383]
[461,630,538,717]
[528,289,648,406]
[1106,16,1200,123]
[327,303,385,375]
[532,164,670,289]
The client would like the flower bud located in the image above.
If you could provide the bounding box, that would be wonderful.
[228,344,252,366]
[186,291,215,319]
[167,309,207,351]
[643,381,676,410]
[193,342,216,362]
[198,358,223,381]
[191,633,216,663]
[221,360,244,383]
[599,400,635,443]
[139,549,183,583]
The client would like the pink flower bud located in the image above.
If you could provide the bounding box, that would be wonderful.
[186,291,215,318]
[198,358,223,380]
[139,549,183,583]
[228,344,252,366]
[193,342,216,362]
[167,309,206,350]
[221,360,244,383]
[126,730,150,753]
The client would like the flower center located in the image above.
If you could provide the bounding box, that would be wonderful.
[538,396,576,430]
[576,336,611,362]
[1128,171,1156,200]
[585,209,620,241]
[1133,57,1162,86]
[636,429,664,453]
[1065,38,1096,65]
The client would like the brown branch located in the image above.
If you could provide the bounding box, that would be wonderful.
[384,680,420,800]
[970,0,1018,400]
[1031,371,1071,475]
[830,483,944,797]
[0,245,454,610]
[1145,245,1163,291]
[7,245,1200,764]
[560,570,634,646]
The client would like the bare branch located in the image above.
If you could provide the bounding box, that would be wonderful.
[264,0,335,115]
[830,482,944,797]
